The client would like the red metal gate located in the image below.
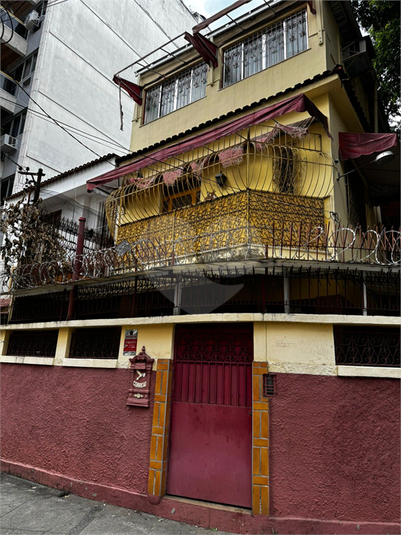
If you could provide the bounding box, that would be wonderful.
[167,324,253,508]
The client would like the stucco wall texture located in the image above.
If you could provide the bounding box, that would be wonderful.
[0,365,154,495]
[1,365,400,525]
[269,373,400,523]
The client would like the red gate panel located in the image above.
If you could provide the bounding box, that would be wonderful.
[167,324,253,508]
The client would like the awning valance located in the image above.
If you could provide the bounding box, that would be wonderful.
[87,93,331,192]
[338,132,398,161]
[113,75,142,105]
[184,32,218,68]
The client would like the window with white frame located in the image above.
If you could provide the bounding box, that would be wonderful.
[144,63,208,124]
[223,10,307,87]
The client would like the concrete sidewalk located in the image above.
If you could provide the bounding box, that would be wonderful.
[0,473,229,535]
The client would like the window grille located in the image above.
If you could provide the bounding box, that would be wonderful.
[7,330,58,357]
[334,326,400,368]
[223,10,307,87]
[69,327,121,359]
[272,145,299,194]
[263,374,276,397]
[144,63,208,123]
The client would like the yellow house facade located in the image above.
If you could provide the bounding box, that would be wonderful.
[1,2,400,533]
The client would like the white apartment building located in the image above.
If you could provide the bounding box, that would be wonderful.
[1,0,197,200]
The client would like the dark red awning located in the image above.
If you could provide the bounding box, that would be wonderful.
[338,132,398,161]
[184,32,218,68]
[307,1,316,15]
[113,75,142,106]
[87,93,331,191]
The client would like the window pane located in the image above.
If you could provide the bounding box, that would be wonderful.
[191,63,207,102]
[286,10,307,58]
[176,70,191,110]
[160,79,176,117]
[244,33,263,78]
[266,22,284,67]
[223,43,242,87]
[144,86,160,123]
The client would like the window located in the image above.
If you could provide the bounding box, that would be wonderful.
[223,10,307,87]
[272,145,298,194]
[162,175,200,212]
[144,63,207,123]
[13,53,37,86]
[3,111,27,138]
[1,175,15,205]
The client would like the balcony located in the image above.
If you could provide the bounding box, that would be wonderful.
[3,125,400,294]
[0,8,28,65]
[0,72,17,114]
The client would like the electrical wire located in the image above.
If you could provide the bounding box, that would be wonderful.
[12,77,117,167]
[1,96,129,154]
[0,5,15,44]
[45,0,70,8]
[2,152,29,171]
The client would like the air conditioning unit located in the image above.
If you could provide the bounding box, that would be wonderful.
[25,10,39,31]
[0,134,18,153]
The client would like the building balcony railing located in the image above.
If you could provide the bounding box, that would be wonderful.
[4,194,400,292]
[0,8,28,38]
[105,124,333,239]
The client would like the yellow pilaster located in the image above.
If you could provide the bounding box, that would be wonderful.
[54,328,73,365]
[0,329,10,356]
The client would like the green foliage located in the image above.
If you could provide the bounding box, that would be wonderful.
[1,198,65,277]
[351,0,400,131]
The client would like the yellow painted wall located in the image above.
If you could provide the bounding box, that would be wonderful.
[255,321,336,374]
[118,324,174,365]
[130,3,332,154]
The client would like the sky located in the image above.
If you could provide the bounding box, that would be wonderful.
[184,0,265,21]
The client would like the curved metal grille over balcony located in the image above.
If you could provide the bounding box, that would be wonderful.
[105,123,335,239]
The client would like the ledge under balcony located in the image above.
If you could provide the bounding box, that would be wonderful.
[0,8,28,65]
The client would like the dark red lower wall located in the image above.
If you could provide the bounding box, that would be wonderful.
[1,364,400,531]
[0,364,154,494]
[269,373,400,523]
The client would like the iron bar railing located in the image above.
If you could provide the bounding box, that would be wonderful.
[6,330,58,357]
[7,270,400,324]
[69,327,121,359]
[5,216,400,292]
[334,327,400,367]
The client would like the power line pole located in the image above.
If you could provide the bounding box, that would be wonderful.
[18,168,45,204]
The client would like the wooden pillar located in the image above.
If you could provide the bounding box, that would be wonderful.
[252,361,270,516]
[147,359,173,504]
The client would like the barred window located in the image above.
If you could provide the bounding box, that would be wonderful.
[223,10,307,87]
[144,63,208,123]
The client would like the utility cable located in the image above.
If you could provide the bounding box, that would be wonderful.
[0,5,15,44]
[1,96,130,153]
[13,77,117,167]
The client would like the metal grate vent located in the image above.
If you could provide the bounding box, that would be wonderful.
[263,373,276,397]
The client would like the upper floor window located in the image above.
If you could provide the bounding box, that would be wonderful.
[223,10,307,87]
[144,63,208,124]
[13,53,37,86]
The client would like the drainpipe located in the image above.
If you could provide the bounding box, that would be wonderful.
[66,217,86,320]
